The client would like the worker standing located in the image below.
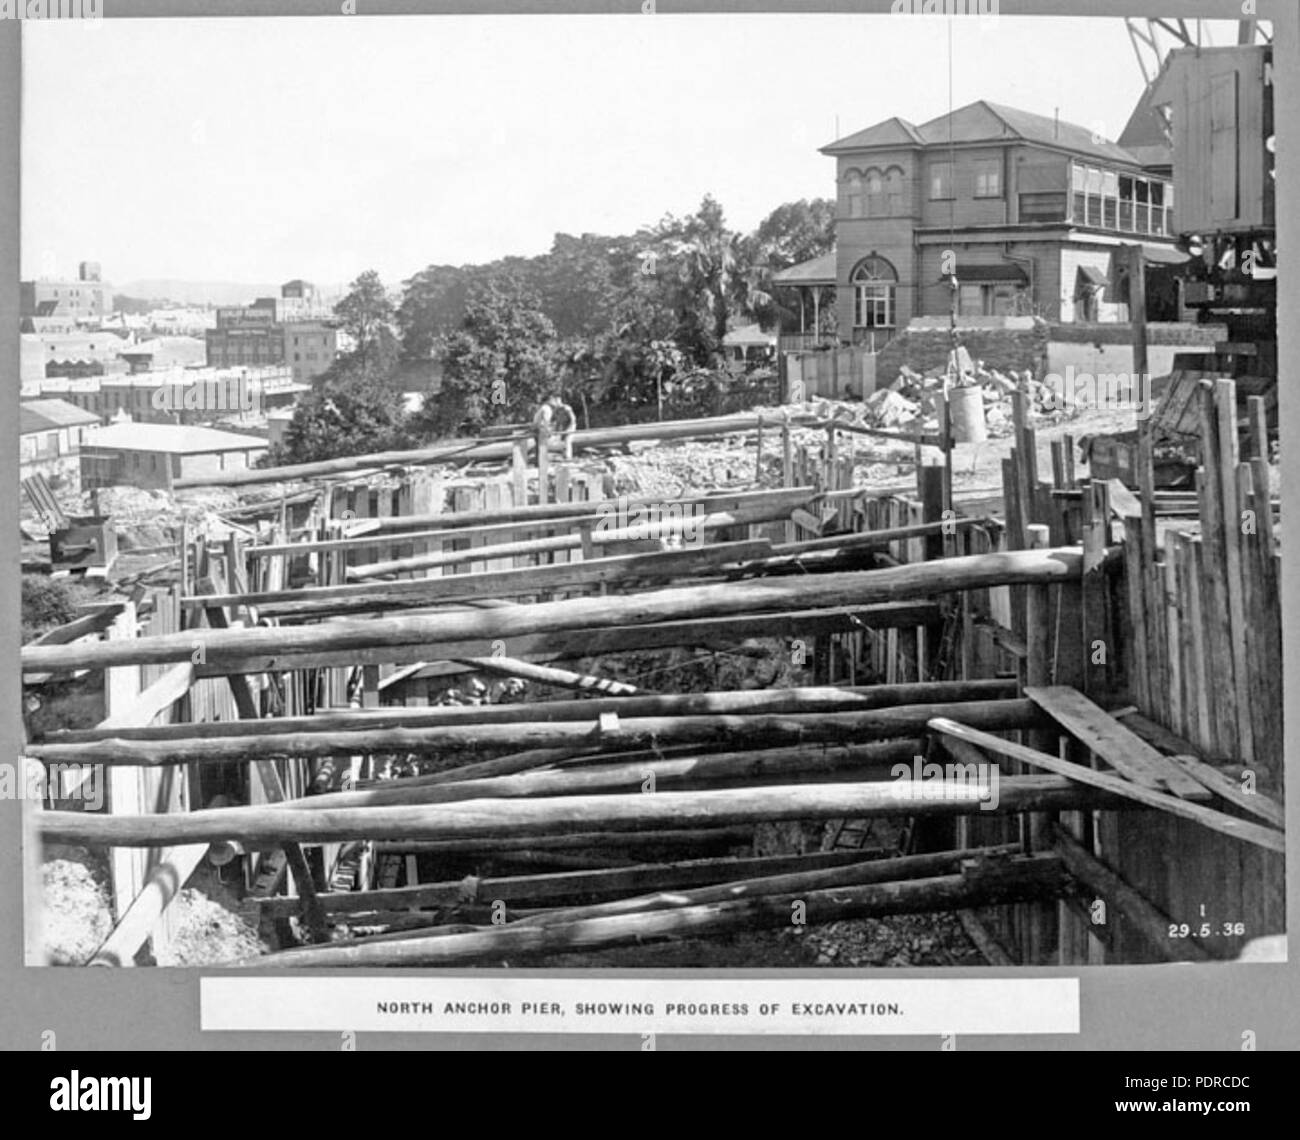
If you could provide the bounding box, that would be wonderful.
[553,394,577,459]
[534,393,577,461]
[532,397,554,461]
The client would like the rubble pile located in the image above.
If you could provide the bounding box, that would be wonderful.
[866,363,1072,439]
[85,486,245,551]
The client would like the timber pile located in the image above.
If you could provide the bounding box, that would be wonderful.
[22,374,1285,970]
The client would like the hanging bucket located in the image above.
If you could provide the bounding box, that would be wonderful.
[947,385,988,444]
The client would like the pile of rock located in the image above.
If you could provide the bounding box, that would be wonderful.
[862,362,1070,439]
[82,486,244,552]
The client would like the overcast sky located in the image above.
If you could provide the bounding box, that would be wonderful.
[21,13,1245,290]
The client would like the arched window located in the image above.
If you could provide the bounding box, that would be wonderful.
[852,256,897,330]
[865,168,885,216]
[884,166,905,216]
[844,170,864,218]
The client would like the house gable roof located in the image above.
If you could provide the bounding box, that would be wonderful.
[922,101,1143,166]
[825,100,1151,168]
[820,116,925,154]
[20,398,101,435]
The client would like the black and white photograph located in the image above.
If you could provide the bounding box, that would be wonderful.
[4,0,1294,1057]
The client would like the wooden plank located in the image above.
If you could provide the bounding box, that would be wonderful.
[198,576,329,944]
[1180,535,1213,750]
[1025,685,1203,797]
[1166,755,1285,829]
[97,662,194,731]
[1120,518,1150,713]
[1195,448,1238,758]
[257,845,1020,918]
[1163,537,1183,738]
[929,718,1284,853]
[88,843,210,967]
[1214,379,1254,762]
[957,909,1016,966]
[1052,827,1214,962]
[1080,481,1111,698]
[248,855,1069,968]
[104,605,145,922]
[1135,427,1166,728]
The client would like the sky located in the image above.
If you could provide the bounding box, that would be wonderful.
[19,12,1245,292]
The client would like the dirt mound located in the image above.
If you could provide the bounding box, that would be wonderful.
[148,883,265,966]
[42,847,113,966]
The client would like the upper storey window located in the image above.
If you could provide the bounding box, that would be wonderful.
[845,170,865,218]
[1074,162,1171,235]
[973,159,1002,198]
[930,161,953,200]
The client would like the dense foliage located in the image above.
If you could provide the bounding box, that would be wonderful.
[271,196,835,461]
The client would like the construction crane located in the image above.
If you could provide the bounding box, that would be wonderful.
[1122,17,1272,147]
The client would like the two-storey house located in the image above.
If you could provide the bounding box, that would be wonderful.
[775,100,1184,349]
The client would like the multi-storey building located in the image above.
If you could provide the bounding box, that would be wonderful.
[206,284,339,382]
[774,100,1185,348]
[20,261,113,325]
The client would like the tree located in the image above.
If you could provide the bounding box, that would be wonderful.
[334,270,396,366]
[412,275,561,439]
[265,377,410,466]
[397,265,474,363]
[752,198,836,269]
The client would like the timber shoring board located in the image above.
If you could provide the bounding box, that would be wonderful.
[1023,685,1204,798]
[928,718,1283,854]
[253,843,1022,919]
[245,854,1069,968]
[1052,827,1215,962]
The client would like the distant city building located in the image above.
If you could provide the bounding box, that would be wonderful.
[278,279,328,321]
[20,315,80,335]
[22,366,308,426]
[80,421,269,491]
[206,286,339,382]
[19,398,102,488]
[145,308,216,337]
[20,331,132,384]
[20,261,113,324]
[118,336,208,374]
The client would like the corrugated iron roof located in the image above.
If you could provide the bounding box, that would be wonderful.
[84,422,269,455]
[771,252,837,287]
[20,398,102,434]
